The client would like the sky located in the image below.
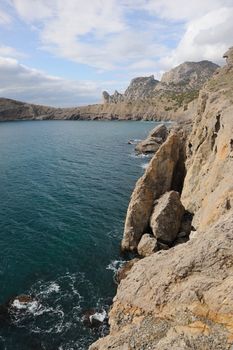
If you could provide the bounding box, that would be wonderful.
[0,0,232,107]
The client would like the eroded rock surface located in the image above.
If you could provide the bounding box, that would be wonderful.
[150,191,185,244]
[89,47,233,350]
[90,214,233,350]
[122,132,181,251]
[181,47,233,231]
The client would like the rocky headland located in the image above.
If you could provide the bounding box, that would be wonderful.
[0,60,218,122]
[89,48,233,349]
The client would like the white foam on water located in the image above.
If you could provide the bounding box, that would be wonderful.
[140,162,149,170]
[90,310,107,323]
[130,152,152,159]
[12,299,39,313]
[106,260,125,273]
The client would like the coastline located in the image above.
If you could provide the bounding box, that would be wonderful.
[89,48,233,349]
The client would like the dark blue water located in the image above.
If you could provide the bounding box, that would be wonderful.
[0,120,158,350]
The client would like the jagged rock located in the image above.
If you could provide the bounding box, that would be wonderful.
[181,47,233,231]
[137,234,158,257]
[223,47,233,66]
[102,91,110,103]
[116,259,140,284]
[124,75,159,101]
[135,124,168,154]
[89,47,233,350]
[150,191,185,244]
[121,132,181,251]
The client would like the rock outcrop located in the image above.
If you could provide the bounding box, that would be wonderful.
[121,131,181,251]
[135,124,168,154]
[181,47,233,232]
[150,191,184,244]
[90,213,233,350]
[89,47,233,350]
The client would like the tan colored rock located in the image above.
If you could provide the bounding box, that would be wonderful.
[137,234,158,257]
[149,124,168,139]
[90,213,233,350]
[150,191,185,244]
[89,48,233,350]
[116,259,140,284]
[181,47,233,232]
[135,124,168,154]
[135,136,161,154]
[121,132,181,251]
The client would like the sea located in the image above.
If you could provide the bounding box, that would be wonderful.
[0,120,161,350]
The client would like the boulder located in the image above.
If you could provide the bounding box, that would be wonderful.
[121,132,181,251]
[149,124,168,140]
[135,137,161,154]
[135,124,168,154]
[150,191,185,244]
[137,234,158,257]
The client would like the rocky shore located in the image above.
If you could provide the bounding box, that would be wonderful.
[89,47,233,349]
[0,60,218,122]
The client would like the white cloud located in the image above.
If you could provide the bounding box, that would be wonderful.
[160,7,233,70]
[0,56,102,106]
[9,0,232,74]
[0,0,231,105]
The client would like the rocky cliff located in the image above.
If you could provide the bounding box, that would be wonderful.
[0,61,218,122]
[89,48,233,349]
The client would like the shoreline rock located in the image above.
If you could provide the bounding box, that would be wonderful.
[121,131,181,251]
[89,47,233,350]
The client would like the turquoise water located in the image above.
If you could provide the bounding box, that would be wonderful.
[0,120,158,350]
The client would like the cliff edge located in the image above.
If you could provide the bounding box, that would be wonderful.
[89,48,233,349]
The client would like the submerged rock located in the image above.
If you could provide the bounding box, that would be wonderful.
[137,234,158,257]
[150,191,185,244]
[82,309,108,328]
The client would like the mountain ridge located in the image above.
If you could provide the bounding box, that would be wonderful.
[0,60,219,122]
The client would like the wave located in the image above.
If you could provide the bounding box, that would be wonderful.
[106,259,125,274]
[130,153,152,159]
[140,162,149,170]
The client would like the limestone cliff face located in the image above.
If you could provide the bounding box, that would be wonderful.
[122,132,181,251]
[89,48,233,350]
[181,52,233,231]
